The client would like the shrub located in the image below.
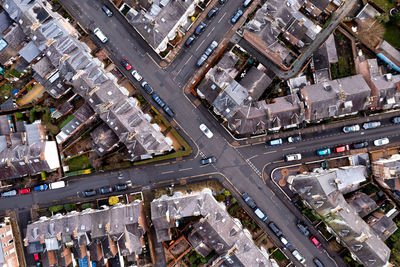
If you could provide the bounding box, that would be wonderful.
[81,203,91,210]
[64,203,76,211]
[49,205,63,213]
[109,196,119,206]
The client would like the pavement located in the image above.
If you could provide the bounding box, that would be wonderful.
[9,0,400,266]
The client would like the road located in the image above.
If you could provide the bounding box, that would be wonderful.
[10,0,397,266]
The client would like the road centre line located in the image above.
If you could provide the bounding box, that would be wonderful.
[183,55,193,65]
[178,168,193,172]
[247,155,258,161]
[161,170,174,174]
[206,27,215,38]
[218,12,227,23]
[283,147,296,151]
[195,39,206,52]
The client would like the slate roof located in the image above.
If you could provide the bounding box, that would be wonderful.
[19,40,41,63]
[288,167,391,267]
[151,189,273,267]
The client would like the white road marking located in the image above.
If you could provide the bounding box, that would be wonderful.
[195,39,206,52]
[178,168,193,172]
[206,27,215,38]
[184,55,193,65]
[283,147,296,151]
[218,12,227,23]
[161,170,174,174]
[263,150,276,154]
[247,155,258,161]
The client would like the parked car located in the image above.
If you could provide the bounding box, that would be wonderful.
[98,186,113,194]
[392,116,400,124]
[1,190,17,197]
[296,220,310,236]
[218,0,226,4]
[268,222,282,237]
[201,156,216,165]
[374,137,389,146]
[231,9,243,24]
[292,250,306,264]
[196,54,208,67]
[279,235,291,248]
[343,124,360,133]
[310,235,321,248]
[288,135,301,143]
[313,258,325,267]
[243,0,253,8]
[207,7,219,19]
[141,81,153,94]
[242,192,256,209]
[185,35,196,47]
[93,28,108,43]
[363,121,381,129]
[200,124,213,138]
[82,189,97,197]
[317,148,331,156]
[131,70,142,81]
[152,94,165,108]
[19,188,31,195]
[285,153,301,162]
[194,22,207,35]
[101,5,113,17]
[334,145,349,153]
[352,141,368,149]
[254,208,268,222]
[205,41,218,56]
[120,58,132,70]
[49,181,65,189]
[268,138,283,146]
[114,184,127,191]
[33,184,48,192]
[163,105,175,117]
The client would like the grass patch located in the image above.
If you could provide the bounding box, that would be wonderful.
[373,0,395,12]
[302,208,320,222]
[272,250,287,261]
[65,154,91,172]
[59,114,75,128]
[0,82,12,100]
[8,69,21,78]
[383,23,400,49]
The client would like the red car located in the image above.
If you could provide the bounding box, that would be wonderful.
[334,145,349,153]
[18,188,31,195]
[310,235,321,248]
[120,58,132,70]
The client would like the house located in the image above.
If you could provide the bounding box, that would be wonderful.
[372,154,400,190]
[300,74,371,122]
[302,0,332,17]
[0,217,19,267]
[25,201,147,266]
[151,189,273,266]
[122,0,200,53]
[288,167,391,267]
[2,0,173,160]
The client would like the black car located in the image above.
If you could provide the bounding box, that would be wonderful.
[218,0,226,4]
[141,81,154,94]
[201,156,216,165]
[102,5,113,17]
[268,222,282,237]
[163,105,175,117]
[82,189,96,197]
[207,7,219,19]
[352,141,368,149]
[98,186,113,194]
[296,220,310,236]
[114,184,127,191]
[152,94,165,108]
[185,35,196,47]
[313,258,324,267]
[194,22,207,35]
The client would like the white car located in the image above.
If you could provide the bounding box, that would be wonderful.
[343,124,360,133]
[374,138,389,146]
[200,124,213,138]
[285,153,302,162]
[131,70,142,81]
[292,250,305,264]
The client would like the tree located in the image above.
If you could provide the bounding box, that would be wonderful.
[109,196,119,206]
[377,13,390,23]
[391,13,400,26]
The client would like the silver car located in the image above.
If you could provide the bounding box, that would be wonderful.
[363,121,381,129]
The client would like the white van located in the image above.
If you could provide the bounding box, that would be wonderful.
[292,250,305,264]
[243,0,253,7]
[49,181,66,190]
[94,28,108,43]
[285,153,302,161]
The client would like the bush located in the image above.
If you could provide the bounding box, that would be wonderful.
[109,196,119,206]
[222,190,231,197]
[215,194,225,202]
[49,205,63,213]
[81,203,91,210]
[64,203,76,211]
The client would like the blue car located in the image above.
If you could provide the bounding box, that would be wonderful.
[33,184,48,191]
[152,94,165,108]
[317,148,331,156]
[231,9,243,24]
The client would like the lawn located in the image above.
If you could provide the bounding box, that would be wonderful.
[66,154,91,172]
[272,250,287,261]
[384,23,400,49]
[59,114,75,128]
[373,0,395,12]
